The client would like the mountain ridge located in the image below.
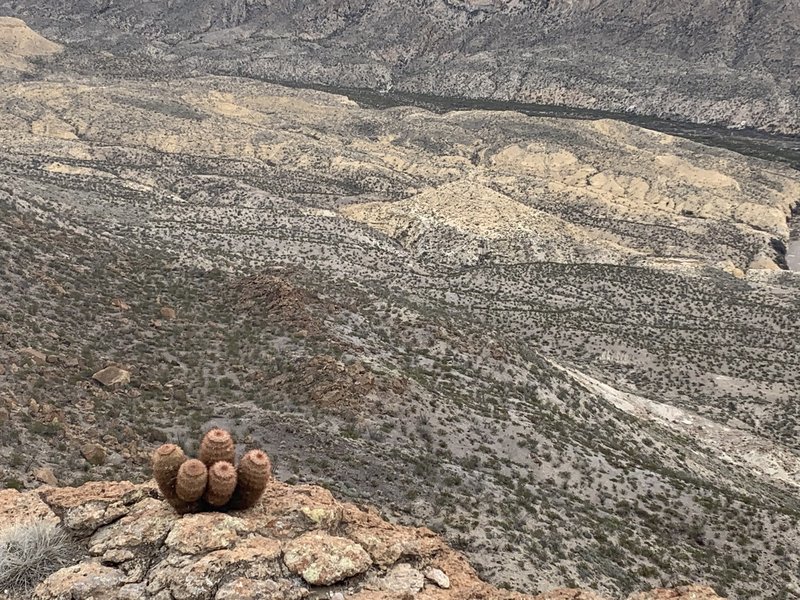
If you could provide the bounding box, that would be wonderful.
[3,0,800,132]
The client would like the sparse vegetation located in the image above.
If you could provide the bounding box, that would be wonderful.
[0,521,77,592]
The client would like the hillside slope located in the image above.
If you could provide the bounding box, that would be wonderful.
[3,0,800,132]
[1,68,799,599]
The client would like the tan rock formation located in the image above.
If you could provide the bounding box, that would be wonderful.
[0,76,796,273]
[92,365,131,387]
[0,17,62,71]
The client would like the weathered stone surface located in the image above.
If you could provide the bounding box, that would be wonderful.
[34,562,124,600]
[165,512,247,553]
[160,306,177,319]
[534,591,607,600]
[33,467,58,486]
[39,480,138,510]
[283,531,372,585]
[379,563,424,594]
[92,365,131,387]
[215,578,308,600]
[245,482,343,539]
[89,498,174,554]
[424,568,450,589]
[168,537,283,600]
[0,487,57,529]
[20,346,47,365]
[38,481,148,536]
[81,442,107,465]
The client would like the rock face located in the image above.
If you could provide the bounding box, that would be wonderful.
[0,480,727,600]
[4,3,799,132]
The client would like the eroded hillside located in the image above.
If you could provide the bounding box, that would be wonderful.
[5,0,800,132]
[0,27,799,600]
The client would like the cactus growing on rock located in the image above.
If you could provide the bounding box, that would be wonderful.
[198,428,235,467]
[230,449,272,510]
[152,429,272,514]
[176,459,208,503]
[152,443,186,504]
[205,461,238,507]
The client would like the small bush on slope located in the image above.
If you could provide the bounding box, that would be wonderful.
[0,521,76,592]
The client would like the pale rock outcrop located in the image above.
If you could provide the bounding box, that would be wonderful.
[0,17,62,71]
[92,365,131,387]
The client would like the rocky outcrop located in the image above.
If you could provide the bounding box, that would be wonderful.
[0,480,727,600]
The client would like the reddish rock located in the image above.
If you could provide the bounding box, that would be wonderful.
[81,443,107,466]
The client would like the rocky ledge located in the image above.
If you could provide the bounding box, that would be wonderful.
[0,480,724,600]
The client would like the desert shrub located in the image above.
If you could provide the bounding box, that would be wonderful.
[0,520,76,591]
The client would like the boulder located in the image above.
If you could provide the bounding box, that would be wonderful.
[81,443,107,466]
[92,365,131,387]
[283,531,372,585]
[34,467,58,486]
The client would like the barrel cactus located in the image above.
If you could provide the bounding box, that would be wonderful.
[205,461,238,507]
[230,449,272,510]
[152,443,186,504]
[198,428,235,467]
[151,428,272,514]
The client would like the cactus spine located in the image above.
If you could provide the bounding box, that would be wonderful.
[204,461,238,507]
[152,443,186,503]
[176,459,208,503]
[230,449,272,510]
[198,428,235,467]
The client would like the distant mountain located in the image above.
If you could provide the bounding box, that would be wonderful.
[3,0,800,132]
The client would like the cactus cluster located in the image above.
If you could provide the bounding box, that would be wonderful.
[152,428,272,513]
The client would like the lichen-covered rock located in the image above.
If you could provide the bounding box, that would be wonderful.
[283,531,372,585]
[379,563,425,594]
[165,512,247,554]
[89,498,174,555]
[34,562,125,600]
[215,578,308,600]
[170,537,284,599]
[245,482,343,539]
[37,481,148,536]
